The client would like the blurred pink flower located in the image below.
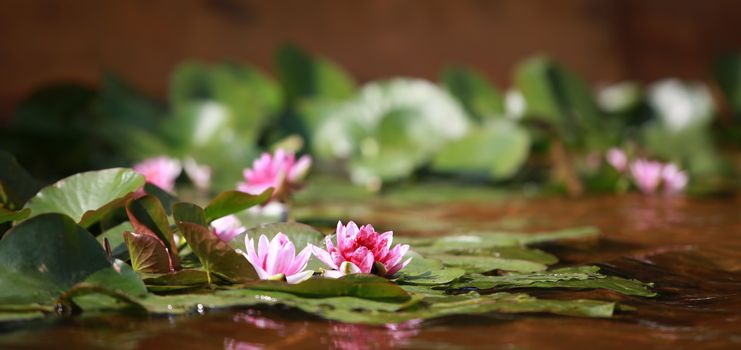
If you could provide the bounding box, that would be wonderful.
[312,221,411,278]
[237,150,312,201]
[184,157,211,190]
[210,215,245,242]
[240,233,313,284]
[606,148,628,172]
[629,159,664,194]
[133,156,182,193]
[661,163,688,195]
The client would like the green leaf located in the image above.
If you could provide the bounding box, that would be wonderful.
[441,67,505,121]
[142,269,210,289]
[24,168,145,228]
[275,44,356,104]
[173,202,207,226]
[204,188,273,223]
[431,119,530,180]
[451,266,656,297]
[713,54,741,118]
[83,260,148,297]
[397,226,599,249]
[176,218,257,283]
[125,195,178,257]
[96,221,133,260]
[414,245,558,266]
[394,252,466,285]
[123,231,173,274]
[0,151,40,210]
[434,254,547,274]
[515,56,606,148]
[0,207,30,225]
[0,214,112,305]
[248,274,411,302]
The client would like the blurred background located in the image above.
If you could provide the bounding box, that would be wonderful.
[1,0,740,196]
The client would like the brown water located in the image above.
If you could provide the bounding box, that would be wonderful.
[1,194,740,349]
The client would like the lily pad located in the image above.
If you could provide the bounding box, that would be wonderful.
[394,252,466,286]
[0,151,40,210]
[0,214,122,305]
[123,231,173,274]
[451,266,656,297]
[435,254,547,274]
[24,168,145,228]
[248,274,411,303]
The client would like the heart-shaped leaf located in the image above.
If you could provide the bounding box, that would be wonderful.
[204,188,273,223]
[0,214,118,305]
[125,195,179,267]
[24,168,145,228]
[123,231,173,274]
[175,205,257,283]
[173,202,207,226]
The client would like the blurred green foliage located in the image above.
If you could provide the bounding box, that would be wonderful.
[1,45,739,195]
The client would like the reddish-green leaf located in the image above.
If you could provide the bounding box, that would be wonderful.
[123,231,173,274]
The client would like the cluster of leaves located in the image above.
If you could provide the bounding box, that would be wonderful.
[0,162,656,325]
[6,45,738,194]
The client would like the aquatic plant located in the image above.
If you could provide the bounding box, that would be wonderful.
[240,232,314,284]
[237,149,312,202]
[133,156,182,193]
[312,221,411,278]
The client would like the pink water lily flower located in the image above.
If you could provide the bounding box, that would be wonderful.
[630,159,664,194]
[210,215,245,242]
[133,156,182,193]
[312,221,412,278]
[239,233,314,284]
[661,163,688,195]
[606,148,628,173]
[237,149,312,201]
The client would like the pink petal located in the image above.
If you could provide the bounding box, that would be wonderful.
[287,245,312,275]
[265,235,287,275]
[258,235,270,268]
[387,257,413,276]
[312,245,338,269]
[286,270,314,284]
[288,155,312,182]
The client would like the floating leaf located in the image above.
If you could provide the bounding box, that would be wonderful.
[248,274,412,303]
[394,253,466,286]
[24,168,145,228]
[434,254,547,274]
[204,188,273,223]
[451,266,656,297]
[0,214,116,305]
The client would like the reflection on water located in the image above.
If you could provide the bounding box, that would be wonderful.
[1,194,740,349]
